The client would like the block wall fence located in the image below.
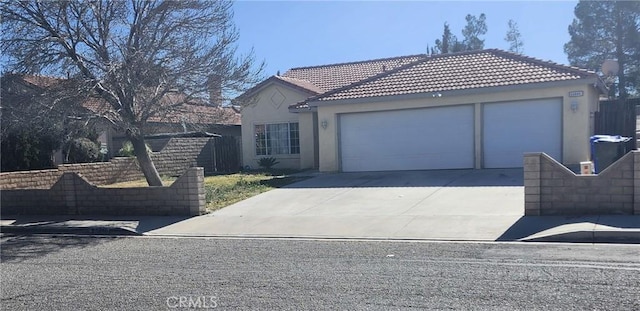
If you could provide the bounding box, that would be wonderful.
[524,151,639,216]
[1,167,205,216]
[0,137,214,190]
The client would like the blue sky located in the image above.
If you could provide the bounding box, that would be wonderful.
[233,1,579,76]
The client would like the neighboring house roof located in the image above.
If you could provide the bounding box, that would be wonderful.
[1,73,75,95]
[19,74,66,88]
[4,74,241,126]
[145,131,221,139]
[82,95,241,126]
[241,49,603,111]
[159,103,241,126]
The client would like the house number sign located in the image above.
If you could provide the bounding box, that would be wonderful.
[568,91,584,97]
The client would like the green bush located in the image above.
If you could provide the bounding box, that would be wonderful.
[66,137,100,163]
[257,157,280,170]
[118,141,136,157]
[118,140,151,157]
[0,130,59,171]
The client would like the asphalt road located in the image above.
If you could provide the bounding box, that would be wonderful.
[1,235,639,310]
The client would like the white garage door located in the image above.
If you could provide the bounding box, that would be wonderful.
[483,98,562,168]
[340,105,474,172]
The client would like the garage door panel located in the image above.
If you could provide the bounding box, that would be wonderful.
[340,105,474,172]
[483,99,562,168]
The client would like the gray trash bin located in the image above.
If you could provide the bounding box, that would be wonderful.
[590,135,632,173]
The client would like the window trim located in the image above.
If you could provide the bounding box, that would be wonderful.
[254,122,300,156]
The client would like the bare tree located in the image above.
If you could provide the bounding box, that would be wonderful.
[1,0,264,185]
[505,19,524,54]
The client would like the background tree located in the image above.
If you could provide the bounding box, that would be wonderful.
[1,0,264,185]
[430,23,466,55]
[461,13,487,50]
[431,23,464,54]
[504,19,524,54]
[0,74,99,171]
[564,0,640,98]
[430,14,487,54]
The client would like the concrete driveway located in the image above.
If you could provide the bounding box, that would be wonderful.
[150,169,526,240]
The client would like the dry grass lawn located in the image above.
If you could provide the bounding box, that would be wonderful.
[104,172,307,212]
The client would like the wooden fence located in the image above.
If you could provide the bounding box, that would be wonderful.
[201,136,241,174]
[595,97,638,150]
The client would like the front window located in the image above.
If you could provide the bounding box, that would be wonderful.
[255,122,299,155]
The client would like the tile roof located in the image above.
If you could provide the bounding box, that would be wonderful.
[273,76,324,94]
[281,54,426,92]
[20,74,65,88]
[158,103,241,126]
[233,75,323,104]
[309,49,598,103]
[236,55,425,104]
[82,95,241,126]
[5,74,241,126]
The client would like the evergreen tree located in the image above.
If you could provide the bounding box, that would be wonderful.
[564,0,640,98]
[430,23,466,55]
[462,13,488,50]
[430,14,487,55]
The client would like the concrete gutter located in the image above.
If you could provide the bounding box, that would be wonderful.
[2,215,639,244]
[0,224,141,236]
[519,224,640,244]
[0,216,188,237]
[0,218,142,236]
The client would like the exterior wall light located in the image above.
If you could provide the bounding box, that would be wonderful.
[321,120,328,130]
[570,100,579,112]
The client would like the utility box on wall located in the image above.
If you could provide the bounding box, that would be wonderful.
[580,161,593,175]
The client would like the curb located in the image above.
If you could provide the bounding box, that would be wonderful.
[0,225,141,236]
[520,230,640,244]
[3,226,639,244]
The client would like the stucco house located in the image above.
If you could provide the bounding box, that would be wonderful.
[239,49,606,172]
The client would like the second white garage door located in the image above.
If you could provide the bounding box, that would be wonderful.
[483,98,562,168]
[340,105,475,172]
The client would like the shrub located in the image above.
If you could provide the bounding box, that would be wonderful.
[118,141,136,157]
[118,140,151,157]
[0,130,59,171]
[257,157,279,170]
[66,137,100,163]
